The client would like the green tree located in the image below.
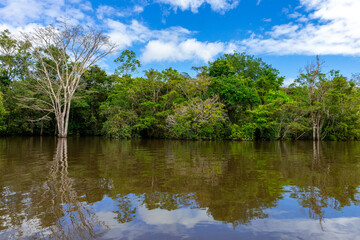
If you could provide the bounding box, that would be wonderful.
[166,96,228,139]
[321,71,360,140]
[69,65,115,135]
[0,92,7,132]
[114,50,141,77]
[291,58,360,140]
[209,52,284,99]
[209,75,261,123]
[0,30,31,88]
[295,57,327,141]
[248,90,309,140]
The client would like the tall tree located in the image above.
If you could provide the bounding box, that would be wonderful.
[22,23,116,137]
[296,57,326,141]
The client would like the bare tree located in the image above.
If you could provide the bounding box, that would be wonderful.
[22,23,116,137]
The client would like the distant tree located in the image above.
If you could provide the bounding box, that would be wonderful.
[0,30,31,88]
[208,52,284,126]
[114,50,141,77]
[295,56,327,141]
[208,52,284,98]
[166,96,228,139]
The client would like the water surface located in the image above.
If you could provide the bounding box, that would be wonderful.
[1,137,360,239]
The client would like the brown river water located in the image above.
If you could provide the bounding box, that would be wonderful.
[0,137,360,239]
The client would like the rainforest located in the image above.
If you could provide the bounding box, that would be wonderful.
[1,29,359,141]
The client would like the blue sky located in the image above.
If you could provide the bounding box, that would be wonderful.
[0,0,359,84]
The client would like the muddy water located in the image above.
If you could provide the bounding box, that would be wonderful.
[0,137,360,239]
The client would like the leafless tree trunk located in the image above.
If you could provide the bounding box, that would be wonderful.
[21,22,116,137]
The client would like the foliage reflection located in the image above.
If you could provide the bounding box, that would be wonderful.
[0,138,360,237]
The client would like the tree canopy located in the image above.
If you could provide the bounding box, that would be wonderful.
[0,30,359,141]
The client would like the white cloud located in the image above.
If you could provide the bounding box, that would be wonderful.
[106,19,150,50]
[156,0,239,13]
[107,18,226,62]
[0,0,94,27]
[141,39,224,62]
[0,23,39,34]
[0,0,64,26]
[239,0,360,56]
[106,19,225,62]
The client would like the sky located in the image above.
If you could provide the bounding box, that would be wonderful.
[0,0,359,84]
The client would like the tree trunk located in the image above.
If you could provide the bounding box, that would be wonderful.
[55,96,72,138]
[313,117,316,141]
[56,113,68,138]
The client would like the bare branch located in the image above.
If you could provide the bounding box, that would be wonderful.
[20,22,116,137]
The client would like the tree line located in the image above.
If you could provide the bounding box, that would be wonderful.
[0,25,360,140]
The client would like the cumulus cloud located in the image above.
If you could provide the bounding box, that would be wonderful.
[156,0,239,13]
[0,0,94,27]
[0,0,63,26]
[0,23,39,35]
[106,18,226,62]
[107,19,191,49]
[142,39,225,62]
[106,19,152,50]
[239,0,360,56]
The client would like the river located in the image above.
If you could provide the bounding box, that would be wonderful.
[0,137,360,239]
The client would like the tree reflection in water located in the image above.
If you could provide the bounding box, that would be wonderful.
[289,141,360,224]
[103,140,360,228]
[0,138,108,239]
[1,138,360,238]
[38,138,108,239]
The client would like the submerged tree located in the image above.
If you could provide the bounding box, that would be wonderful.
[22,23,116,137]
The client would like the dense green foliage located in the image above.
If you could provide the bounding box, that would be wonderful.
[1,29,360,140]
